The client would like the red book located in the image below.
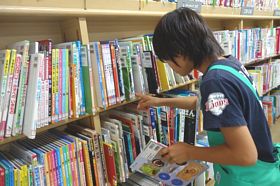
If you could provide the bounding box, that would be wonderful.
[168,108,175,146]
[109,42,121,103]
[0,166,4,186]
[109,114,137,159]
[103,143,117,186]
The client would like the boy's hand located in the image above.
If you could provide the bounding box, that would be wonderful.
[158,142,193,164]
[136,93,161,110]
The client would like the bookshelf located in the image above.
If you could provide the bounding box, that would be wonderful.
[0,0,278,143]
[0,114,92,146]
[0,2,279,186]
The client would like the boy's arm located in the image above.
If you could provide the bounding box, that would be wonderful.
[136,94,198,110]
[160,125,258,166]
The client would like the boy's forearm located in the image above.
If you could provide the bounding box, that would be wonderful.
[158,96,197,110]
[190,145,256,166]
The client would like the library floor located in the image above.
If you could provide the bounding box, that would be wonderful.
[271,119,280,142]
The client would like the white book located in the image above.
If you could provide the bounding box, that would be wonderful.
[23,53,44,139]
[90,42,106,108]
[7,55,22,137]
[86,44,97,114]
[101,42,117,106]
[173,71,185,85]
[102,121,126,182]
[131,55,145,94]
[165,65,176,87]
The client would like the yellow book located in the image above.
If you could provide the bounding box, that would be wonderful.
[156,59,170,91]
[44,154,51,186]
[79,139,93,186]
[0,50,11,138]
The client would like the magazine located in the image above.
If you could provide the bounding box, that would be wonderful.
[130,139,208,186]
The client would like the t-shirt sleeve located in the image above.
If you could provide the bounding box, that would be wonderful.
[200,78,247,130]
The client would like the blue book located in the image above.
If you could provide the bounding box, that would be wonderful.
[149,107,158,141]
[0,152,14,186]
[123,131,134,167]
[76,41,86,115]
[94,42,106,108]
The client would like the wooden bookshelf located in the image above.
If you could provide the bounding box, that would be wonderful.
[99,79,199,113]
[244,54,280,66]
[0,4,280,20]
[0,114,92,146]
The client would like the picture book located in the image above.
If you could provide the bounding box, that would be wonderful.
[130,140,208,186]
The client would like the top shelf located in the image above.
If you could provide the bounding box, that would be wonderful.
[0,3,280,21]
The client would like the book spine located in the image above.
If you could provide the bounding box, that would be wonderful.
[109,43,121,103]
[2,50,15,138]
[10,55,21,137]
[93,132,105,186]
[58,49,63,121]
[47,41,52,124]
[86,44,96,114]
[76,41,86,115]
[37,51,44,129]
[0,50,11,138]
[81,45,93,114]
[4,51,17,137]
[73,43,80,118]
[55,49,59,122]
[18,44,30,135]
[97,43,109,108]
[101,43,116,106]
[61,49,66,119]
[65,49,69,120]
[51,49,56,123]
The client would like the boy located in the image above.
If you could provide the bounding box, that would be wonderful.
[137,7,280,185]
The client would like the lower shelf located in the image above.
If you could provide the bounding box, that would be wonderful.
[0,114,92,146]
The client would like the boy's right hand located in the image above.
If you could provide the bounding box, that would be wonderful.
[136,93,161,110]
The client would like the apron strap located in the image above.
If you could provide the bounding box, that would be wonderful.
[208,65,260,101]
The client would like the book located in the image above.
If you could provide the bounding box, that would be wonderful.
[130,140,208,186]
[23,53,44,139]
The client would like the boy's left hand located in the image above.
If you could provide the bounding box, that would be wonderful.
[158,142,193,164]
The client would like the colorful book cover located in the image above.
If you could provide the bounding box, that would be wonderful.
[100,41,117,106]
[23,53,44,139]
[10,41,30,136]
[103,143,117,186]
[0,50,11,139]
[4,50,18,137]
[80,45,94,114]
[130,140,208,186]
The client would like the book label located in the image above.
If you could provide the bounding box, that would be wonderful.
[274,10,280,16]
[177,0,202,13]
[241,7,254,15]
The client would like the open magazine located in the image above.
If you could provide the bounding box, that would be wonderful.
[130,140,208,186]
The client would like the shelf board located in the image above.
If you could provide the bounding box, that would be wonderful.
[99,79,198,113]
[244,54,280,67]
[0,114,92,146]
[0,5,280,21]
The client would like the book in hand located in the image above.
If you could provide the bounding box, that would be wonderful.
[130,140,208,186]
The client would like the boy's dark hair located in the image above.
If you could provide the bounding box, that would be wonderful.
[153,7,224,67]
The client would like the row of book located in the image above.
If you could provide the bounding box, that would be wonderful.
[0,34,197,140]
[99,89,199,184]
[0,90,199,186]
[261,89,280,126]
[0,126,107,186]
[0,40,93,140]
[160,0,280,11]
[213,27,279,64]
[247,59,280,96]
